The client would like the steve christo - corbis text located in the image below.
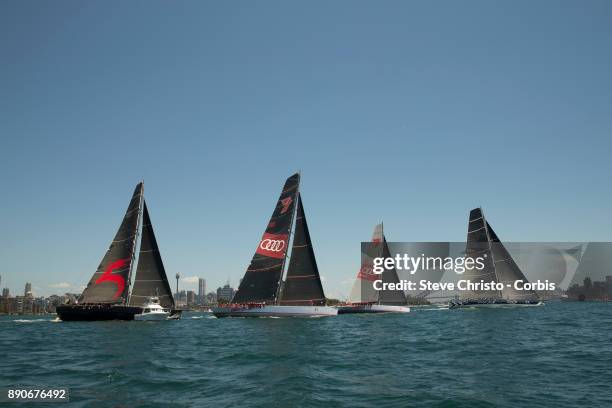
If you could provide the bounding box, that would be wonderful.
[372,279,556,292]
[370,253,556,292]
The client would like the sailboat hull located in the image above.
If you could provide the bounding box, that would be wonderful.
[212,305,338,318]
[56,304,143,321]
[448,299,543,309]
[337,304,411,314]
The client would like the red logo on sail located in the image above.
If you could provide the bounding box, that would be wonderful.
[279,197,293,214]
[256,233,288,259]
[95,258,130,299]
[357,261,377,282]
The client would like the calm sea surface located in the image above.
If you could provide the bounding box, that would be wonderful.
[1,301,611,407]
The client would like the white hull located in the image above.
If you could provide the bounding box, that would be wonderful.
[134,311,170,321]
[134,296,177,320]
[212,305,338,318]
[337,304,411,314]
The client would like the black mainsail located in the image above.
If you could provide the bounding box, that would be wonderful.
[279,194,326,306]
[461,208,538,301]
[79,183,143,304]
[128,201,175,309]
[233,173,300,304]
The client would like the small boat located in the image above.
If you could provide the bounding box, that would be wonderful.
[338,224,410,314]
[134,296,170,320]
[212,173,337,318]
[57,183,181,321]
[449,208,543,310]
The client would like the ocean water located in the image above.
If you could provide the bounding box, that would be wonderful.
[1,302,611,408]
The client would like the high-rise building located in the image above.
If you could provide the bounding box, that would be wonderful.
[174,290,187,305]
[216,283,235,303]
[186,290,196,305]
[24,282,32,297]
[198,278,206,304]
[2,288,8,298]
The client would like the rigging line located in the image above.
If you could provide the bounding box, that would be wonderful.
[126,186,144,305]
[275,190,300,303]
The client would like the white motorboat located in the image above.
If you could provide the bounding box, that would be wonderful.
[134,297,170,321]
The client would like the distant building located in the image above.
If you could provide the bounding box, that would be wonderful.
[198,278,206,304]
[217,283,235,303]
[2,288,8,298]
[24,282,33,298]
[187,290,196,305]
[174,290,187,306]
[567,275,612,301]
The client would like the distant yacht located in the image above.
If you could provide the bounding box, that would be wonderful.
[56,183,181,321]
[337,224,410,314]
[212,173,337,318]
[449,208,542,309]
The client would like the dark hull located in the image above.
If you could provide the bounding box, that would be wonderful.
[337,304,411,314]
[168,309,183,319]
[337,306,382,314]
[448,299,543,309]
[56,304,143,321]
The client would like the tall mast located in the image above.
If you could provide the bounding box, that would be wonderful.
[274,172,300,304]
[378,221,383,305]
[125,181,144,305]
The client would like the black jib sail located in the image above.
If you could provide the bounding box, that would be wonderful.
[128,201,175,309]
[378,235,408,305]
[486,221,538,300]
[279,194,326,306]
[79,183,143,304]
[233,173,300,304]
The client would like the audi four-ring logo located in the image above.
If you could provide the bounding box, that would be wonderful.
[260,239,285,252]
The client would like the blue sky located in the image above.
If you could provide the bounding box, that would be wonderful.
[1,1,611,298]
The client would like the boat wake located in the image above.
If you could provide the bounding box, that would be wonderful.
[13,318,56,323]
[419,307,449,311]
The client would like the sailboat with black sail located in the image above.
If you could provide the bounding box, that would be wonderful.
[212,173,337,317]
[56,183,180,321]
[449,207,542,309]
[338,224,410,314]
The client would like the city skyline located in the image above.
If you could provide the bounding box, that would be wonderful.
[1,1,611,298]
